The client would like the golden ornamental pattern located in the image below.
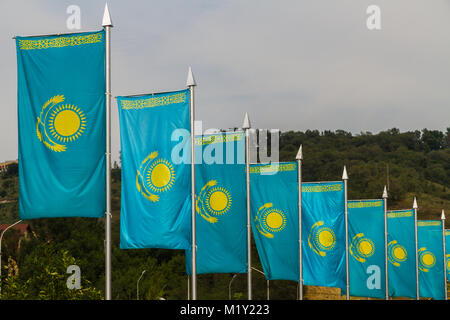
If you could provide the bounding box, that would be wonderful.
[250,163,296,174]
[195,132,244,146]
[19,32,103,50]
[348,200,383,209]
[417,221,441,227]
[302,183,343,193]
[387,210,413,218]
[121,92,187,110]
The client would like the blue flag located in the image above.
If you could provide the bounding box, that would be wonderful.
[16,30,106,219]
[302,181,346,291]
[117,89,191,250]
[348,199,386,299]
[387,209,417,299]
[185,132,247,274]
[418,220,445,300]
[250,162,299,281]
[446,230,450,283]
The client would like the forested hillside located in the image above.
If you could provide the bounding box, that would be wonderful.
[0,128,448,300]
[280,128,450,216]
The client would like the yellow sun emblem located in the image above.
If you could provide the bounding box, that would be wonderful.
[350,233,375,263]
[255,203,287,238]
[146,158,176,193]
[47,104,86,143]
[418,247,436,272]
[136,151,176,203]
[36,95,87,152]
[388,240,407,267]
[446,254,450,274]
[308,221,336,257]
[205,187,232,216]
[196,180,232,223]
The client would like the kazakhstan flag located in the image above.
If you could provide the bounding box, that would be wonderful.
[117,89,191,250]
[348,199,386,299]
[185,132,247,275]
[250,162,299,281]
[16,30,106,219]
[446,230,450,283]
[302,181,346,291]
[418,220,445,300]
[387,209,417,299]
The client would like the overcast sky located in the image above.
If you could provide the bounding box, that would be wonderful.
[1,0,450,163]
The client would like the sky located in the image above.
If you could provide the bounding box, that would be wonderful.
[1,0,450,163]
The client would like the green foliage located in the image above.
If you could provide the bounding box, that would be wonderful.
[279,128,449,213]
[0,128,448,300]
[2,242,102,300]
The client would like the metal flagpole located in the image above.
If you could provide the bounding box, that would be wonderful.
[296,145,303,300]
[187,67,197,300]
[382,186,389,300]
[441,209,447,300]
[102,3,113,301]
[242,112,252,300]
[413,197,419,300]
[342,166,350,300]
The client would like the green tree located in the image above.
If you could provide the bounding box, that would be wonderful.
[421,129,444,152]
[2,242,103,300]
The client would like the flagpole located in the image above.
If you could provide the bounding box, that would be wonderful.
[296,145,303,300]
[441,209,447,300]
[187,67,197,300]
[382,186,389,300]
[242,112,252,300]
[342,166,349,300]
[413,197,419,300]
[102,3,113,301]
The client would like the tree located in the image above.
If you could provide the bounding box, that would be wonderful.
[444,127,450,148]
[421,129,444,152]
[2,242,103,300]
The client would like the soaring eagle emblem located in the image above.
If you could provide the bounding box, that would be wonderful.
[350,233,375,263]
[196,180,232,224]
[308,221,336,257]
[36,95,86,152]
[418,247,436,272]
[255,203,286,238]
[136,151,176,203]
[387,240,407,267]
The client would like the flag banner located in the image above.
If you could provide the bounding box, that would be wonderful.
[418,220,445,300]
[117,89,191,250]
[387,209,417,299]
[446,230,450,282]
[185,132,247,275]
[348,199,386,299]
[250,162,299,281]
[302,181,346,290]
[16,30,106,219]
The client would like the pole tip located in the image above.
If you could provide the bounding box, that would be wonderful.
[342,166,348,180]
[382,185,388,199]
[102,3,113,27]
[296,145,303,160]
[441,209,446,221]
[413,197,418,209]
[242,112,251,129]
[186,66,196,87]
